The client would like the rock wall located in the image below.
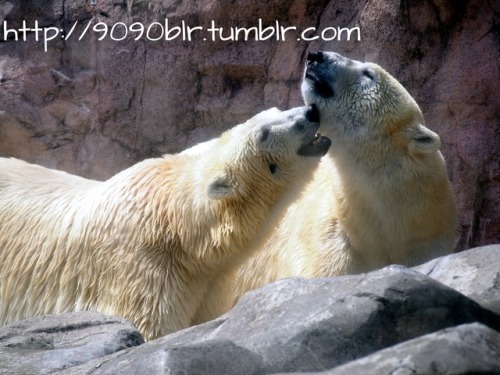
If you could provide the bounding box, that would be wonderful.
[0,0,498,250]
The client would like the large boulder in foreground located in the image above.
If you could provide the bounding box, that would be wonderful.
[1,246,498,374]
[61,264,500,374]
[294,323,500,375]
[415,244,500,314]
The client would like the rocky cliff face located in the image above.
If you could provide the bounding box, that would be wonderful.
[0,0,498,249]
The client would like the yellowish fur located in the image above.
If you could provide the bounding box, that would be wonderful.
[0,106,326,341]
[224,52,457,312]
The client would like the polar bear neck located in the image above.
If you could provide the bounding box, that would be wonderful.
[319,139,456,270]
[104,156,277,271]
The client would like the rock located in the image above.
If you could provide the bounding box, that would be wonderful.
[415,244,500,315]
[289,323,500,375]
[62,339,266,375]
[1,250,499,374]
[59,265,500,374]
[0,0,497,249]
[0,311,143,375]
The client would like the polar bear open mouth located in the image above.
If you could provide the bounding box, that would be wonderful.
[304,70,334,99]
[298,132,331,157]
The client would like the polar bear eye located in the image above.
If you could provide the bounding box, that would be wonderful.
[362,69,375,81]
[269,164,277,174]
[257,128,270,143]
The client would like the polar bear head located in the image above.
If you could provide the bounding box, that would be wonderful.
[301,51,441,166]
[205,105,331,200]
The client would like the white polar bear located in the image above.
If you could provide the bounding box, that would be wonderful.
[199,52,457,322]
[0,105,330,341]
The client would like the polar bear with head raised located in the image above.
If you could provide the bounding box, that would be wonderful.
[231,51,457,306]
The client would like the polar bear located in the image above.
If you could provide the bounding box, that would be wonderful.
[0,105,330,341]
[230,51,457,307]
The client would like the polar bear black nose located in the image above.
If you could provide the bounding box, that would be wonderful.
[305,105,320,123]
[307,51,324,64]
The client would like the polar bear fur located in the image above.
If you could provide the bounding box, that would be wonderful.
[0,106,330,341]
[231,51,457,306]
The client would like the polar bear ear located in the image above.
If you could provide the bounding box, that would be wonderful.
[409,124,441,155]
[207,174,234,200]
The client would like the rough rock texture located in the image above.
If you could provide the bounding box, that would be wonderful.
[295,323,500,375]
[1,247,499,374]
[0,312,143,375]
[72,269,499,374]
[0,1,498,250]
[57,265,500,374]
[415,244,500,315]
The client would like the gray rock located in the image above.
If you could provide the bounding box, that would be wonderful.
[3,249,499,375]
[60,266,500,374]
[292,323,500,375]
[0,311,143,375]
[64,339,266,375]
[415,244,500,314]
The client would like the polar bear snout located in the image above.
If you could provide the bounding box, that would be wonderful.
[296,107,331,157]
[306,50,345,66]
[304,104,320,123]
[307,51,325,64]
[303,52,335,99]
[293,106,320,135]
